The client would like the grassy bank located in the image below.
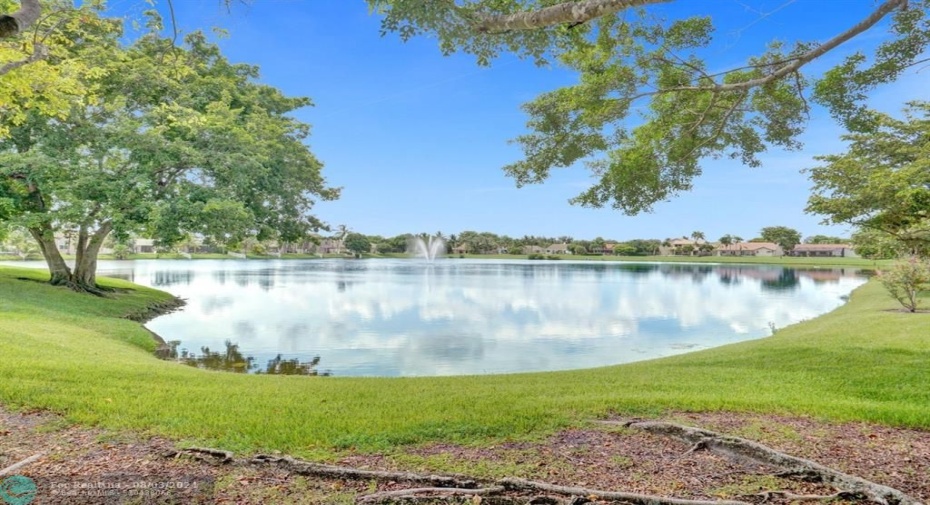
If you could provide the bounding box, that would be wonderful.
[0,265,927,459]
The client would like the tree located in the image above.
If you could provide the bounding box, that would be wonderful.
[0,16,337,292]
[2,227,36,259]
[760,226,802,252]
[806,101,930,258]
[690,231,705,243]
[719,234,733,248]
[851,228,906,259]
[804,235,849,244]
[878,257,930,312]
[1,3,116,139]
[344,233,371,258]
[371,0,930,214]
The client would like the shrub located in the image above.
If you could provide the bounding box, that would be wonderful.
[878,257,930,312]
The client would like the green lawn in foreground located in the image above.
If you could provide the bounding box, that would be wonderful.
[0,265,927,458]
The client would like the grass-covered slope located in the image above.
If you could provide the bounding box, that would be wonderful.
[0,265,927,458]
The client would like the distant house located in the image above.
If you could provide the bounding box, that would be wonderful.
[546,243,570,255]
[54,233,76,255]
[318,238,345,255]
[716,242,783,257]
[602,243,617,255]
[452,243,469,255]
[660,238,707,256]
[523,245,544,255]
[132,238,156,254]
[790,244,859,258]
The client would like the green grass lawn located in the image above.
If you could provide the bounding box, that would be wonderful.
[0,264,927,459]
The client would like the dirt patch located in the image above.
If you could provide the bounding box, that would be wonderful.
[2,406,927,504]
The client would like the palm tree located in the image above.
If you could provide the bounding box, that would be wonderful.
[718,234,733,256]
[691,231,705,243]
[334,225,349,253]
[733,235,744,256]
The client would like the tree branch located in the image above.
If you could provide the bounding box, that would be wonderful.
[0,42,47,77]
[0,0,41,39]
[592,0,904,110]
[473,0,673,33]
[656,0,905,93]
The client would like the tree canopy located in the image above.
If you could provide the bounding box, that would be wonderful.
[760,226,802,251]
[806,101,930,257]
[0,10,337,291]
[370,0,930,213]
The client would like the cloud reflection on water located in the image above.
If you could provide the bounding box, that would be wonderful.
[102,259,866,377]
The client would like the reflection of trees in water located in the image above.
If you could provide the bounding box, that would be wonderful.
[153,270,194,286]
[163,340,328,376]
[658,264,714,283]
[760,269,800,292]
[260,355,329,376]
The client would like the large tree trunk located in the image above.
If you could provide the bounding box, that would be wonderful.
[72,222,112,289]
[0,0,41,39]
[28,221,113,294]
[28,225,73,286]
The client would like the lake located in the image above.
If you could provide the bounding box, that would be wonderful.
[85,259,867,377]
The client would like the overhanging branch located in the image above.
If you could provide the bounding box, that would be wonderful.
[473,0,673,33]
[0,42,47,76]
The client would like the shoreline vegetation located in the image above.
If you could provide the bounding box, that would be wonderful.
[0,259,926,460]
[0,252,891,269]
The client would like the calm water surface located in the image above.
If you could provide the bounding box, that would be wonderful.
[80,259,867,377]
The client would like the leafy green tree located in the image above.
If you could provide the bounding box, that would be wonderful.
[569,243,587,255]
[0,17,337,292]
[760,226,802,252]
[878,257,930,312]
[806,102,930,257]
[851,228,908,259]
[0,1,114,138]
[371,0,930,213]
[344,233,371,258]
[2,227,36,259]
[804,235,849,244]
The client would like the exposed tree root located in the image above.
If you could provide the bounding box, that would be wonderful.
[163,417,926,505]
[166,447,234,465]
[597,420,921,505]
[249,454,480,489]
[358,486,505,503]
[499,478,749,505]
[748,490,865,502]
[0,452,43,476]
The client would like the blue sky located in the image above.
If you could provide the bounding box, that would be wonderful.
[109,0,927,242]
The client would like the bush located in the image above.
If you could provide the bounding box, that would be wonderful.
[878,257,930,312]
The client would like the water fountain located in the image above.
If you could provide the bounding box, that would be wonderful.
[410,235,446,261]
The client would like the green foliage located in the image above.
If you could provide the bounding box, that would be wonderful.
[851,228,906,260]
[804,235,849,244]
[878,257,930,312]
[371,0,930,213]
[806,101,930,257]
[0,2,118,138]
[344,233,371,257]
[760,226,802,251]
[1,16,337,283]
